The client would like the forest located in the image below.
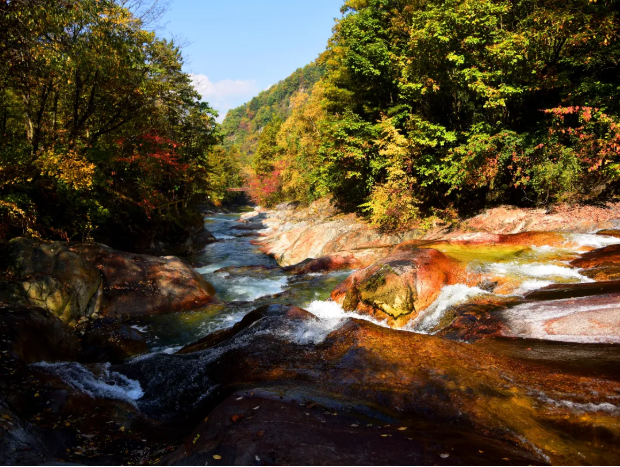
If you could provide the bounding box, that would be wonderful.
[2,0,620,244]
[224,0,620,230]
[0,0,239,250]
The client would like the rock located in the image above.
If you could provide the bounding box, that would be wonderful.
[597,229,620,238]
[69,243,216,317]
[78,318,149,363]
[500,292,620,343]
[176,304,315,354]
[148,226,217,256]
[330,248,467,327]
[161,390,541,466]
[119,308,620,465]
[282,254,362,274]
[0,303,81,363]
[232,222,265,231]
[570,244,620,281]
[461,203,620,234]
[0,238,101,322]
[571,244,620,269]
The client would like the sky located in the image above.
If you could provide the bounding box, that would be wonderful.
[160,0,343,121]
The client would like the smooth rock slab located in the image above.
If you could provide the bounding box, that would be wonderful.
[70,243,216,317]
[500,292,620,343]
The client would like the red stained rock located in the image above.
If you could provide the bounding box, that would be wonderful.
[70,243,216,317]
[571,244,620,269]
[330,248,467,327]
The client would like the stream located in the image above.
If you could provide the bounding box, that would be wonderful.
[26,208,620,465]
[125,209,620,352]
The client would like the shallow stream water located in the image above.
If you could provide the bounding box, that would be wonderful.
[31,208,620,454]
[126,209,620,352]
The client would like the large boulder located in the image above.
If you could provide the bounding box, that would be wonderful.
[0,303,81,363]
[69,243,216,318]
[0,238,216,322]
[330,248,466,327]
[0,238,101,322]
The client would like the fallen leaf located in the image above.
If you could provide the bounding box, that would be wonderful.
[193,434,200,444]
[255,455,260,461]
[231,414,243,423]
[257,430,265,437]
[351,424,359,427]
[204,416,209,422]
[119,426,125,432]
[479,450,484,454]
[397,427,407,431]
[236,397,243,401]
[253,406,260,410]
[213,454,222,460]
[440,453,450,459]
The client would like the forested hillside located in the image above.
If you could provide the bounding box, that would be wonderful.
[221,62,325,161]
[0,0,230,249]
[235,0,620,230]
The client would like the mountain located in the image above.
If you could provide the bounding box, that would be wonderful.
[220,62,324,161]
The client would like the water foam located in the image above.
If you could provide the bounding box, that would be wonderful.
[209,275,289,302]
[567,233,620,250]
[408,285,489,333]
[33,362,143,403]
[486,262,592,281]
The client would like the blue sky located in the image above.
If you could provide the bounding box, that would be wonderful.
[160,0,343,121]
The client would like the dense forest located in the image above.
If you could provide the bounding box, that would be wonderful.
[220,63,325,162]
[225,0,620,230]
[0,0,240,249]
[2,0,620,244]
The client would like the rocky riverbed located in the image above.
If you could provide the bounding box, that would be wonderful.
[2,201,620,465]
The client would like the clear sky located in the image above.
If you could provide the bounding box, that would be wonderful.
[160,0,343,121]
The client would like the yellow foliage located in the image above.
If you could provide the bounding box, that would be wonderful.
[361,117,421,231]
[276,83,328,201]
[36,149,96,191]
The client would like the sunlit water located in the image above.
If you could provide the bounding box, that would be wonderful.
[31,209,620,417]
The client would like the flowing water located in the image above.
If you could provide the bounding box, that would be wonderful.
[28,207,620,460]
[124,209,620,350]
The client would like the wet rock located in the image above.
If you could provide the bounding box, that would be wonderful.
[0,303,81,364]
[434,295,520,342]
[0,238,101,322]
[283,254,362,274]
[597,229,620,238]
[570,244,620,281]
[69,243,216,317]
[500,292,620,343]
[524,280,620,301]
[162,390,542,466]
[177,304,315,354]
[330,249,467,327]
[233,222,265,231]
[78,318,149,363]
[119,310,620,465]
